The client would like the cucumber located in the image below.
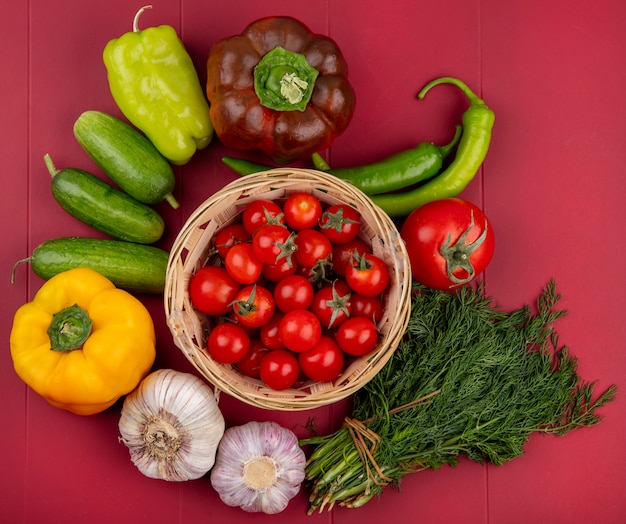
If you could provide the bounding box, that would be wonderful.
[73,110,179,209]
[14,237,169,294]
[45,154,165,244]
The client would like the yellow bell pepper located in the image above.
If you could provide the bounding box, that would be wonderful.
[10,267,156,416]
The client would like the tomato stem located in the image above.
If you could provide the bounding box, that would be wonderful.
[231,285,258,316]
[439,210,489,285]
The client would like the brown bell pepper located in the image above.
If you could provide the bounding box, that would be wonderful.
[206,16,356,164]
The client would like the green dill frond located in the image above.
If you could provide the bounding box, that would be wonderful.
[302,281,617,513]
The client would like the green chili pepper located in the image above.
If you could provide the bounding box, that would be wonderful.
[312,125,462,195]
[103,5,213,165]
[371,77,495,217]
[221,125,461,194]
[221,156,274,176]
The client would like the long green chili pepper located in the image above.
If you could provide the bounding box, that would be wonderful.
[221,125,462,195]
[221,156,273,176]
[312,125,462,194]
[371,77,495,217]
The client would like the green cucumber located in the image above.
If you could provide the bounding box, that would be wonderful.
[13,237,169,294]
[45,154,165,244]
[73,110,179,209]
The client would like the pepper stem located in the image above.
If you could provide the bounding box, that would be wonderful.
[418,76,488,109]
[47,304,93,352]
[438,125,463,159]
[280,72,309,104]
[133,5,153,33]
[254,46,319,112]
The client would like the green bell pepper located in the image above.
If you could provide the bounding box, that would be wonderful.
[103,5,213,165]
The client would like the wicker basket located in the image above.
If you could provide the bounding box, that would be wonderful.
[164,168,411,410]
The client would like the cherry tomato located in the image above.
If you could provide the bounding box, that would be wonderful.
[236,339,270,378]
[260,350,300,390]
[350,293,384,323]
[189,266,241,316]
[345,253,390,297]
[262,259,299,282]
[294,229,332,268]
[224,242,262,284]
[310,280,352,329]
[259,312,285,350]
[232,285,275,328]
[279,309,322,353]
[283,192,322,230]
[336,317,379,356]
[319,204,361,244]
[332,237,370,276]
[273,275,314,312]
[299,336,345,382]
[242,199,284,235]
[207,323,251,364]
[213,223,251,259]
[400,198,495,290]
[252,224,297,266]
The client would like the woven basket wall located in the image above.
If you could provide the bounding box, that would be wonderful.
[164,168,411,410]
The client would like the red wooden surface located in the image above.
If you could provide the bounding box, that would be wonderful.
[2,1,625,522]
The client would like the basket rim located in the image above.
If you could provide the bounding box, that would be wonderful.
[164,168,412,411]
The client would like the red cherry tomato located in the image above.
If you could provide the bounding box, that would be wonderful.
[319,204,361,244]
[332,237,370,276]
[262,259,299,282]
[232,285,275,328]
[260,350,300,390]
[345,253,390,297]
[273,275,314,312]
[189,266,241,316]
[310,280,352,329]
[279,309,322,353]
[400,198,495,290]
[226,310,260,337]
[252,224,297,266]
[283,192,322,230]
[242,199,284,235]
[336,317,379,356]
[213,223,252,259]
[350,293,384,323]
[294,229,332,268]
[259,312,285,350]
[236,339,270,378]
[299,336,345,382]
[207,323,251,364]
[224,242,262,284]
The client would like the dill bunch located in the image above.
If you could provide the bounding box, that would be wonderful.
[301,281,616,514]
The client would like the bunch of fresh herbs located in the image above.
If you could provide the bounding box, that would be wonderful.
[301,281,616,513]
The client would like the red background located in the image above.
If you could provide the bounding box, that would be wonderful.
[2,1,625,522]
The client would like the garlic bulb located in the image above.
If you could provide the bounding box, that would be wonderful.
[119,368,225,481]
[210,421,306,514]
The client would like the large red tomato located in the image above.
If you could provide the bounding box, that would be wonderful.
[400,198,495,290]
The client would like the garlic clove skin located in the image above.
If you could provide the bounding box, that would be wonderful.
[119,369,225,482]
[210,421,306,514]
